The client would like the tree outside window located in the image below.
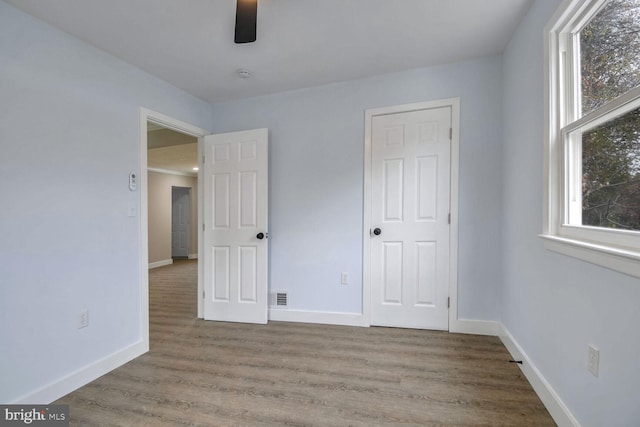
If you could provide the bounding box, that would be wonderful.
[580,0,640,230]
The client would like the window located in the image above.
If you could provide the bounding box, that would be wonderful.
[544,0,640,277]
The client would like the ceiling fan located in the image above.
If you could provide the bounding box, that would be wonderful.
[235,0,258,44]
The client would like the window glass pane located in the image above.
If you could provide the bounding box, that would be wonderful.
[581,0,640,114]
[582,107,640,230]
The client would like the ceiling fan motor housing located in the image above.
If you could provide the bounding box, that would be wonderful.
[235,0,257,44]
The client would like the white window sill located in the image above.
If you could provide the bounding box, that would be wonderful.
[539,234,640,279]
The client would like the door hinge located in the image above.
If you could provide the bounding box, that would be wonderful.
[449,128,452,140]
[448,213,451,224]
[202,223,205,231]
[202,155,205,164]
[203,290,205,299]
[447,297,450,308]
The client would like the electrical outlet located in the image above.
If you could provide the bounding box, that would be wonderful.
[587,344,599,377]
[341,272,349,285]
[78,310,89,329]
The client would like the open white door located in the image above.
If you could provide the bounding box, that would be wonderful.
[203,128,268,324]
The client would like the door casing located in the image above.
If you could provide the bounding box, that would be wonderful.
[139,108,208,351]
[363,98,460,330]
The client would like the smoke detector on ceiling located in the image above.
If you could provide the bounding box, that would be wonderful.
[237,69,252,79]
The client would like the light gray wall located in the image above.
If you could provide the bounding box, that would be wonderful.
[12,1,631,420]
[0,1,211,402]
[211,56,504,319]
[502,0,640,425]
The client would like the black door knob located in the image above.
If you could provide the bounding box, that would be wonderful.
[373,228,382,236]
[256,232,265,240]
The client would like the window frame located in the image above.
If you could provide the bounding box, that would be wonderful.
[543,0,640,278]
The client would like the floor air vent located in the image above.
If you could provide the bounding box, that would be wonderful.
[271,291,288,308]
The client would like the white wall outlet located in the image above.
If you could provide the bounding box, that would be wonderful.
[78,310,89,329]
[587,344,599,377]
[341,272,349,285]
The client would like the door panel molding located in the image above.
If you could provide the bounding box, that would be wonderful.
[363,98,460,330]
[203,128,268,324]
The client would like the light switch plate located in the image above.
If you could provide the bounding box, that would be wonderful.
[341,272,349,285]
[587,344,599,377]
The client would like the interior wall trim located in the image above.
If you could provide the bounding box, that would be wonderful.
[11,341,146,404]
[147,167,197,178]
[148,259,174,269]
[269,309,368,327]
[499,324,580,427]
[450,319,501,336]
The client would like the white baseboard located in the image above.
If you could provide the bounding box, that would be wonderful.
[450,318,501,336]
[148,259,173,269]
[451,319,579,426]
[269,308,368,327]
[267,311,500,332]
[11,340,147,404]
[188,253,198,260]
[499,325,580,427]
[12,306,575,427]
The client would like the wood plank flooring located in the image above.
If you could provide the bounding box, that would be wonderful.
[56,259,555,426]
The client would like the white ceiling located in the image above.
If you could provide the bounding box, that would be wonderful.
[148,143,198,175]
[5,0,533,103]
[147,125,198,174]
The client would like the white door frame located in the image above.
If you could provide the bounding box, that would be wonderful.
[362,98,460,330]
[139,108,209,350]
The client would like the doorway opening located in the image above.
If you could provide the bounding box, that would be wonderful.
[147,125,198,266]
[139,108,208,350]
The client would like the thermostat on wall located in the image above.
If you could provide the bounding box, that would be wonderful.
[129,172,137,191]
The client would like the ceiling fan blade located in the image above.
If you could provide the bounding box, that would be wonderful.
[235,0,257,44]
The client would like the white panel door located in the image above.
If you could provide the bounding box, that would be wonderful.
[370,107,451,330]
[203,129,268,324]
